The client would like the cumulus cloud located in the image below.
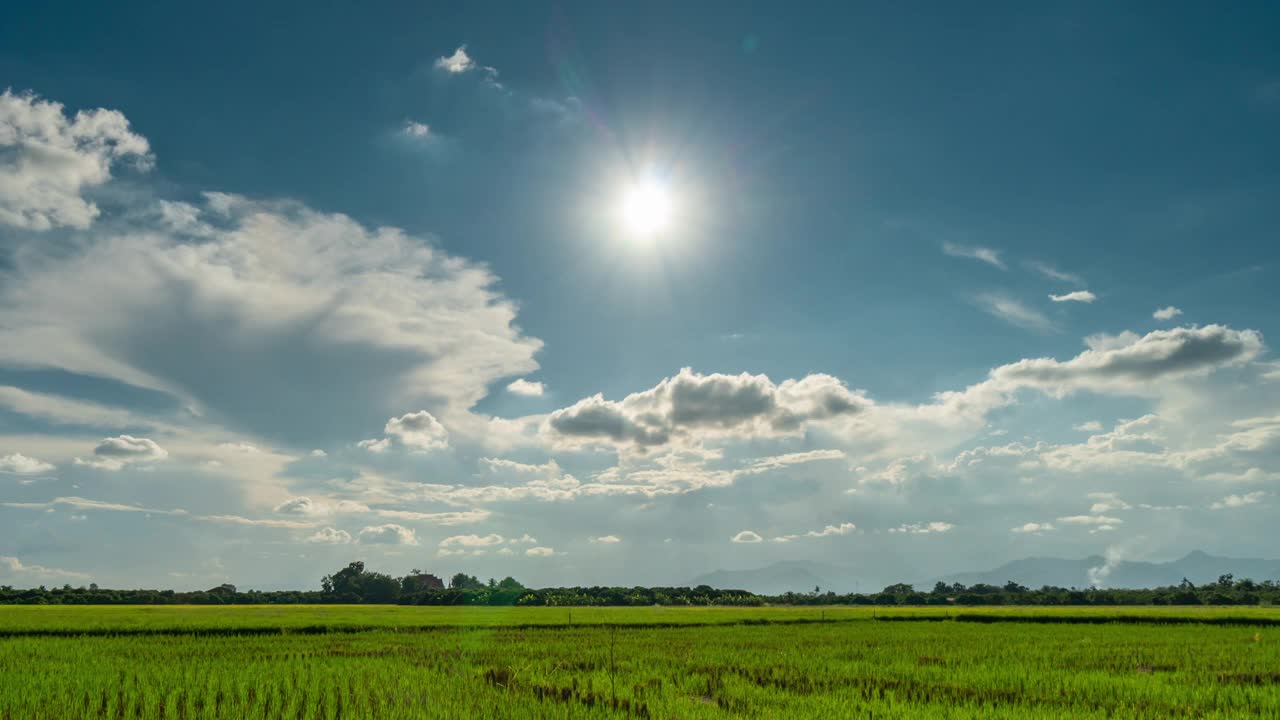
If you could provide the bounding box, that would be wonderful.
[439,533,504,550]
[731,530,763,544]
[273,497,327,516]
[1057,515,1122,533]
[437,532,538,556]
[1011,522,1055,534]
[888,521,954,534]
[0,193,541,448]
[1087,492,1132,513]
[942,242,1005,269]
[384,411,448,450]
[591,535,622,544]
[434,46,476,73]
[75,435,167,471]
[306,527,352,544]
[1073,421,1104,432]
[931,326,1267,421]
[401,120,430,138]
[997,325,1262,391]
[772,522,856,542]
[0,90,151,230]
[1153,306,1184,321]
[357,438,391,453]
[546,368,867,449]
[525,546,555,557]
[1210,491,1266,510]
[1049,290,1096,303]
[975,294,1053,332]
[1,555,88,580]
[507,378,545,397]
[357,524,418,545]
[0,452,55,475]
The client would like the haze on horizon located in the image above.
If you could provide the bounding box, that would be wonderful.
[1,2,1278,591]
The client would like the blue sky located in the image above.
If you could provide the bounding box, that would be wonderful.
[1,1,1278,590]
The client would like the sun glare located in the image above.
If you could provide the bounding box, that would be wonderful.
[619,179,673,239]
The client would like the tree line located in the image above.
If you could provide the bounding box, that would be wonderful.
[2,562,1277,606]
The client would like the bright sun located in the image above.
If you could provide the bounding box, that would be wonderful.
[619,179,673,239]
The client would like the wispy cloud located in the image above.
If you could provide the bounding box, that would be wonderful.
[1049,290,1096,303]
[1028,261,1084,285]
[975,294,1054,332]
[943,242,1005,269]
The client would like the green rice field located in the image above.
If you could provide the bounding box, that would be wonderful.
[2,605,1278,718]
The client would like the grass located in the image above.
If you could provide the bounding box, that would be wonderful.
[2,606,1278,718]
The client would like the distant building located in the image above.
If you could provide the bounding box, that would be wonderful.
[403,573,445,591]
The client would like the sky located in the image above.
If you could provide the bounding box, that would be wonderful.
[1,1,1278,591]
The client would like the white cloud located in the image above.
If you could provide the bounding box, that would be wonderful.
[384,411,448,450]
[1073,421,1104,432]
[74,435,167,471]
[372,509,490,526]
[546,368,867,449]
[772,522,857,543]
[1057,515,1122,533]
[1153,306,1184,321]
[975,294,1053,332]
[1027,261,1083,285]
[310,449,327,458]
[507,378,545,397]
[591,535,622,544]
[525,546,555,557]
[2,496,186,516]
[888,521,954,534]
[434,46,476,73]
[942,242,1005,269]
[1087,492,1132,513]
[439,533,504,550]
[357,438,391,453]
[1210,491,1266,510]
[217,442,259,453]
[0,193,541,449]
[357,524,418,545]
[306,527,352,544]
[195,514,316,529]
[942,325,1265,411]
[739,449,846,475]
[273,497,327,516]
[0,385,145,429]
[1011,522,1055,534]
[402,121,430,138]
[731,530,763,544]
[0,556,89,580]
[0,452,55,475]
[1049,290,1096,303]
[0,90,151,230]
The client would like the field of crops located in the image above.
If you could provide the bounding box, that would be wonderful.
[3,606,1278,718]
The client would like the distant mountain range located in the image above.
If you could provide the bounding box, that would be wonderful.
[932,551,1280,590]
[690,551,1280,594]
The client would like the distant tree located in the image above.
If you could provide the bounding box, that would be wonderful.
[323,561,366,595]
[450,573,483,590]
[882,583,914,595]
